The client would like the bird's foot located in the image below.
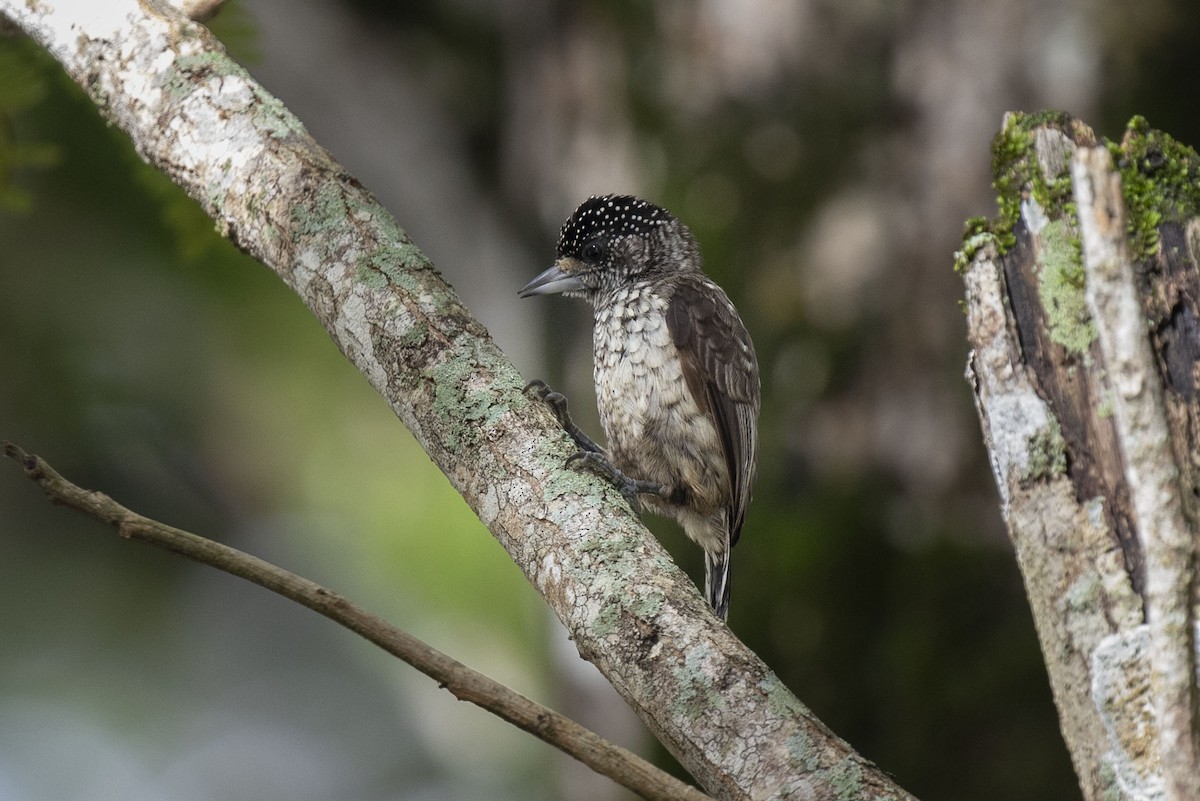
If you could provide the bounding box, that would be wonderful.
[524,379,603,454]
[524,380,661,510]
[566,450,664,513]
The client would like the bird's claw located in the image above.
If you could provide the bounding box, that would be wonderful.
[522,378,552,397]
[525,380,661,510]
[524,379,603,454]
[566,450,663,513]
[524,379,570,424]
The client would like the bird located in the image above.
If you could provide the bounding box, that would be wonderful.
[518,194,760,621]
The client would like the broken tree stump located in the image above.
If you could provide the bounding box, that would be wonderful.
[960,112,1200,801]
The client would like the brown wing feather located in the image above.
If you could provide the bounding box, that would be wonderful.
[666,275,760,545]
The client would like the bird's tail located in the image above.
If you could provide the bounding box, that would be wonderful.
[704,538,732,622]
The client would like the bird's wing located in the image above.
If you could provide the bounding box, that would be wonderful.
[666,276,760,545]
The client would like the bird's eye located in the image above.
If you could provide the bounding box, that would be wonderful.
[581,240,607,263]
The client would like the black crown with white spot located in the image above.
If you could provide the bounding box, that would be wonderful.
[557,195,675,257]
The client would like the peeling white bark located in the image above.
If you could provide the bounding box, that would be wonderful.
[1075,146,1200,801]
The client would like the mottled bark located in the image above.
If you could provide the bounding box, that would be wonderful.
[0,2,915,799]
[961,112,1200,801]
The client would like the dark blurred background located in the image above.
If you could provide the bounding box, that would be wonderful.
[1,1,1196,799]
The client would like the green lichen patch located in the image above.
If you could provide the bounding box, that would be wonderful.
[1111,115,1200,261]
[828,756,866,801]
[760,674,819,731]
[354,258,390,290]
[361,200,425,259]
[163,51,243,105]
[357,240,431,293]
[671,644,727,714]
[1021,414,1068,483]
[784,729,821,773]
[248,83,305,140]
[629,591,666,618]
[584,584,667,638]
[1035,219,1095,353]
[1097,761,1123,801]
[430,358,509,455]
[1065,571,1102,611]
[592,602,621,638]
[290,181,348,240]
[163,52,304,141]
[340,194,436,293]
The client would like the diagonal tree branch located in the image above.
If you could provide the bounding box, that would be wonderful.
[0,2,915,798]
[1,440,712,801]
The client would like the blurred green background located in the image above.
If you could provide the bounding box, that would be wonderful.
[2,1,1197,799]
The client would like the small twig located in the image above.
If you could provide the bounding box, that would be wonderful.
[1074,147,1200,801]
[2,441,712,801]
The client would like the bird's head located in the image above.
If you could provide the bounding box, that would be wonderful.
[518,195,700,304]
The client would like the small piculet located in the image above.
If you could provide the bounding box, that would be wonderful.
[519,194,760,621]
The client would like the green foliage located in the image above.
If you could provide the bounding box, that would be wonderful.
[970,112,1200,280]
[0,39,60,211]
[0,2,264,259]
[206,1,263,65]
[965,112,1200,362]
[1111,114,1200,260]
[953,215,997,274]
[131,161,230,262]
[990,115,1034,242]
[956,110,1096,284]
[956,111,1080,274]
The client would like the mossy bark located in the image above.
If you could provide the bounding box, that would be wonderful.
[962,112,1200,801]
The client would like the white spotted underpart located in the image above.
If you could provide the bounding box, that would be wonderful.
[593,280,730,555]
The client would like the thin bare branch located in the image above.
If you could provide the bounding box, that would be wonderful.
[2,440,712,801]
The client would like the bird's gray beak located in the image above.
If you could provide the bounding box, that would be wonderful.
[518,262,584,297]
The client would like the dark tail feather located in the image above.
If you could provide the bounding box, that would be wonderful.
[704,545,732,622]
